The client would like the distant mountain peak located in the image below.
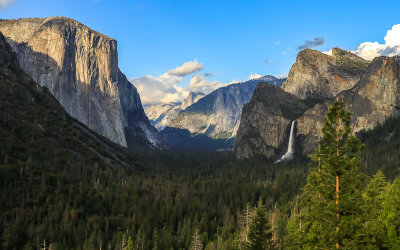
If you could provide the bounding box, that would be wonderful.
[180,91,205,110]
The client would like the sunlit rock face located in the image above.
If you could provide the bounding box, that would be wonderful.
[282,48,370,99]
[0,17,163,148]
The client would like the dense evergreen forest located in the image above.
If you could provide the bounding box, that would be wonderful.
[1,102,400,249]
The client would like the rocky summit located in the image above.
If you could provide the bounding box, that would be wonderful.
[0,17,163,149]
[282,48,370,99]
[296,55,400,154]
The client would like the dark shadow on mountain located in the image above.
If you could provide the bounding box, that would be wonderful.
[160,127,235,151]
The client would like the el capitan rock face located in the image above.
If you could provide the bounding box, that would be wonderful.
[0,17,163,148]
[282,48,370,99]
[0,31,134,167]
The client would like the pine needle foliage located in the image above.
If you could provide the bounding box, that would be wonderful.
[297,100,365,248]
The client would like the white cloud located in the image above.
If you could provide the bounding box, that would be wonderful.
[189,75,223,93]
[0,0,16,8]
[354,24,400,60]
[132,59,221,105]
[131,74,188,105]
[275,41,281,45]
[167,59,203,76]
[249,73,262,80]
[323,49,332,56]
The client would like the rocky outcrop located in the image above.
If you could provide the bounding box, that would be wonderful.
[297,55,400,154]
[282,48,370,99]
[0,17,163,148]
[234,83,309,159]
[145,103,182,131]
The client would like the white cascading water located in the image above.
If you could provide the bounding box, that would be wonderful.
[275,120,295,163]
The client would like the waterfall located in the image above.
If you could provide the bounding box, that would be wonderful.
[275,120,295,163]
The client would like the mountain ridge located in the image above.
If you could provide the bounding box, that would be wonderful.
[162,75,285,150]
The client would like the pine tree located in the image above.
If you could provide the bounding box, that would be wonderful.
[246,198,272,250]
[382,176,400,248]
[299,100,365,248]
[126,236,134,250]
[356,170,388,248]
[191,229,202,250]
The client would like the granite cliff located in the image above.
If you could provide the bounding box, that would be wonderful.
[0,17,163,149]
[297,55,400,154]
[235,83,309,159]
[282,48,369,99]
[236,49,400,160]
[0,31,135,167]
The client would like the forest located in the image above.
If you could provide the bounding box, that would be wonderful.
[1,101,400,249]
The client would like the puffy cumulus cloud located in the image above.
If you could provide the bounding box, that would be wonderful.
[132,59,215,105]
[0,0,16,8]
[297,37,325,50]
[323,49,333,56]
[354,24,400,60]
[167,59,203,76]
[131,74,188,105]
[189,75,223,93]
[249,73,262,80]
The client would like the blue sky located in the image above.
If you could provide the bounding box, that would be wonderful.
[2,0,400,104]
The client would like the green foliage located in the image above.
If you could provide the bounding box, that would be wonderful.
[288,101,366,248]
[382,177,400,249]
[246,199,272,250]
[355,170,388,248]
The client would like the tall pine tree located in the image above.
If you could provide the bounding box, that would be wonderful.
[246,198,272,250]
[290,100,365,248]
[382,176,400,248]
[356,170,388,248]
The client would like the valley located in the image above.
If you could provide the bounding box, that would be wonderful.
[1,9,400,249]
